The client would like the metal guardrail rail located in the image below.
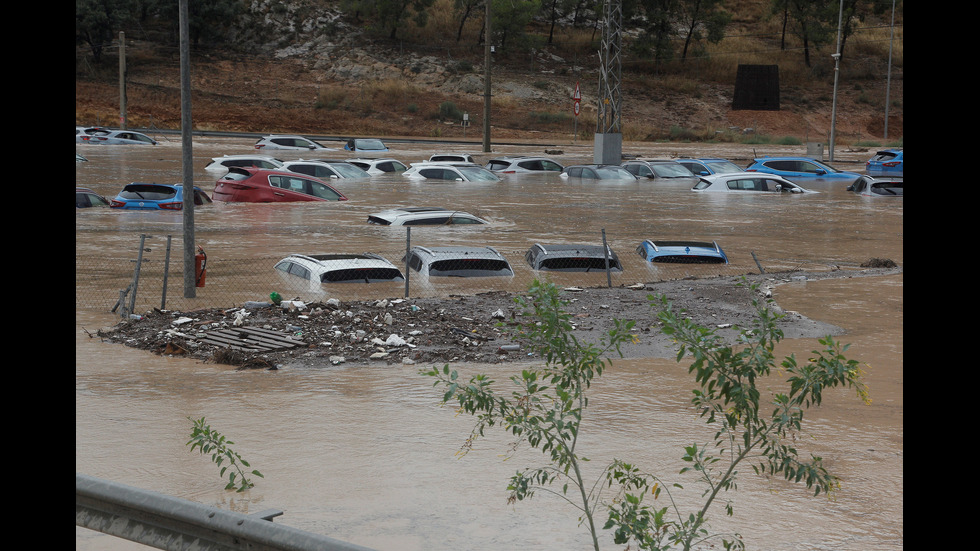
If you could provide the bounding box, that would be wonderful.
[76,473,377,551]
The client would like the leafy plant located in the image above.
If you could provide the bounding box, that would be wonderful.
[602,289,870,550]
[424,280,869,550]
[187,416,264,492]
[423,280,636,551]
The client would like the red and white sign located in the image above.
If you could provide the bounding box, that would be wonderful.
[573,101,580,116]
[573,82,581,101]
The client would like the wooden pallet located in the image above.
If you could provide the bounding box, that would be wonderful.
[195,327,306,353]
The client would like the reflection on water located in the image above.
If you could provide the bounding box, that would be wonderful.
[77,138,901,550]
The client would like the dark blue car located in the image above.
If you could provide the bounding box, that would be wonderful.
[110,183,213,210]
[745,156,862,186]
[865,149,903,177]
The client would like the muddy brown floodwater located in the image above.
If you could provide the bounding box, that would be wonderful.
[76,136,902,550]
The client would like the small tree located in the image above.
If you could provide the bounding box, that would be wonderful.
[187,416,264,492]
[425,280,869,550]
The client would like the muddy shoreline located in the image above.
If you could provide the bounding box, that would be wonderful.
[94,266,901,370]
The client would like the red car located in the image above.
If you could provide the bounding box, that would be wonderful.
[213,167,348,203]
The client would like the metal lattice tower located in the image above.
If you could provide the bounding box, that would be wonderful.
[596,0,623,134]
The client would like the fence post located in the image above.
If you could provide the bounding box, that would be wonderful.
[161,235,173,309]
[404,227,411,298]
[602,228,612,288]
[127,235,148,316]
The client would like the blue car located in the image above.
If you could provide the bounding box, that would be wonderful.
[110,183,213,210]
[636,240,729,264]
[866,148,903,177]
[675,158,742,176]
[745,156,862,186]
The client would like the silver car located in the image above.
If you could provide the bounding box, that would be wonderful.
[692,172,814,193]
[254,135,330,150]
[282,160,370,179]
[87,130,158,145]
[403,162,500,182]
[367,207,488,226]
[621,160,699,184]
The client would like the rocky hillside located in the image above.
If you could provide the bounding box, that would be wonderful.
[75,0,903,143]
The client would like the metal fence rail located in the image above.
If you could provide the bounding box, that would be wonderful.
[76,473,376,551]
[76,233,847,317]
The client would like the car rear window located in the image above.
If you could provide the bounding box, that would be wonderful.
[429,259,512,276]
[321,268,403,283]
[118,185,176,201]
[537,257,621,271]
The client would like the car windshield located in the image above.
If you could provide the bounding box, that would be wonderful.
[355,139,386,150]
[118,184,176,200]
[595,166,635,179]
[329,164,370,178]
[651,164,695,178]
[704,160,741,173]
[457,166,500,181]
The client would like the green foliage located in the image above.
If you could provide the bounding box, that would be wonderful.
[425,279,869,551]
[423,280,636,551]
[438,101,464,120]
[187,416,264,492]
[604,287,870,550]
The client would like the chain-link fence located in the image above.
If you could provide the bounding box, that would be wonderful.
[77,232,843,318]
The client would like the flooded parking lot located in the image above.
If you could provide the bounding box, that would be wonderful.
[76,135,902,550]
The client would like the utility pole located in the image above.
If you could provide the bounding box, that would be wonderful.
[594,0,622,164]
[482,0,492,153]
[118,32,127,129]
[179,0,196,298]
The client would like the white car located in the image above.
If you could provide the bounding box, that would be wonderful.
[346,158,409,175]
[428,153,477,163]
[403,246,513,277]
[254,135,331,150]
[403,162,499,182]
[204,155,285,173]
[367,207,488,226]
[485,156,564,173]
[692,172,814,193]
[282,160,370,179]
[85,130,158,145]
[274,253,404,284]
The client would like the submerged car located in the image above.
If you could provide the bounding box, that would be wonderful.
[213,167,348,203]
[75,126,110,143]
[76,187,109,208]
[675,158,742,176]
[204,155,285,173]
[560,165,637,181]
[110,183,212,210]
[621,160,699,184]
[428,153,477,163]
[525,243,622,272]
[274,253,404,284]
[692,172,814,193]
[745,156,862,186]
[865,148,903,177]
[847,175,903,197]
[344,138,389,152]
[403,246,513,277]
[254,135,329,150]
[637,240,729,264]
[485,156,564,173]
[282,160,370,179]
[88,130,158,145]
[403,162,500,182]
[367,207,487,226]
[346,158,409,174]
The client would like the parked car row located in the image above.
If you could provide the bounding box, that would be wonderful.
[272,238,731,287]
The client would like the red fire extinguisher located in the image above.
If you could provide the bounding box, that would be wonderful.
[195,246,207,287]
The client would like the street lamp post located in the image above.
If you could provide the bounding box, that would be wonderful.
[828,0,843,162]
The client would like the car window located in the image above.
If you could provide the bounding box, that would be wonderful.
[457,166,498,181]
[419,168,459,180]
[486,160,510,171]
[566,167,582,178]
[652,164,693,177]
[309,181,343,200]
[378,161,405,172]
[404,216,450,225]
[705,161,741,173]
[119,185,176,200]
[330,164,368,178]
[539,160,562,171]
[798,161,824,173]
[727,178,765,191]
[275,261,312,280]
[765,160,797,171]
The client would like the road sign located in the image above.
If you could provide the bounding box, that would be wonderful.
[573,101,580,116]
[573,82,581,101]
